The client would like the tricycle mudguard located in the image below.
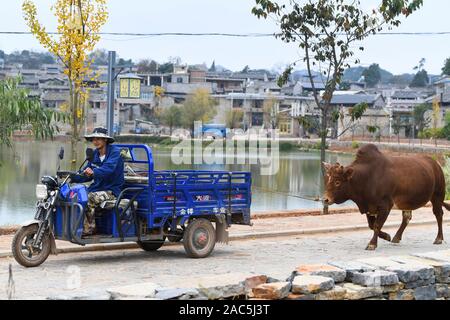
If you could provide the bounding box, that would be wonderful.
[215,215,229,244]
[20,220,58,255]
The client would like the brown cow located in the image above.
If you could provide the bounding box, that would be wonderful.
[323,144,449,250]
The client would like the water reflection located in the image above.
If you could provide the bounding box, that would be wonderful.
[0,141,354,226]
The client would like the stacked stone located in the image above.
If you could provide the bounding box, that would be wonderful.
[96,250,450,301]
[358,257,438,300]
[286,264,346,300]
[410,251,450,300]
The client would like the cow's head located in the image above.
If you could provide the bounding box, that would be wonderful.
[322,162,354,205]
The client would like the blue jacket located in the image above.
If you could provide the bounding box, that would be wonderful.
[72,144,124,197]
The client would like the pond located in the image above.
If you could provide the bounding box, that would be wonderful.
[0,141,355,226]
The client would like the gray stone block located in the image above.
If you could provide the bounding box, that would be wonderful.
[390,255,450,279]
[404,277,435,289]
[351,270,399,287]
[328,261,376,282]
[291,275,335,294]
[295,264,346,283]
[436,284,450,298]
[154,288,200,300]
[386,264,435,283]
[436,276,450,284]
[414,285,437,300]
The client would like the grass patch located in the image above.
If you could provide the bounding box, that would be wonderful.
[298,141,328,151]
[279,142,296,152]
[351,141,360,149]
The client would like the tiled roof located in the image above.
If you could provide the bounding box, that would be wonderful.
[42,91,69,102]
[391,90,431,99]
[330,94,380,105]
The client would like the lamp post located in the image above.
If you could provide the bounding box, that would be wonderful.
[106,51,116,136]
[106,52,136,136]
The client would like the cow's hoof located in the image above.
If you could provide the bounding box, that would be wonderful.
[383,234,392,242]
[391,237,401,244]
[433,239,443,245]
[365,244,377,251]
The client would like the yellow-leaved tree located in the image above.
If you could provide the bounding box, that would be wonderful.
[23,0,108,167]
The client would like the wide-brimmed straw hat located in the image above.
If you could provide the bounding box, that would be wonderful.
[84,127,115,143]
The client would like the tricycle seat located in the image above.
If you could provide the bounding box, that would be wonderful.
[99,199,138,211]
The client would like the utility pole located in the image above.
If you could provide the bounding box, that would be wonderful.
[106,51,116,136]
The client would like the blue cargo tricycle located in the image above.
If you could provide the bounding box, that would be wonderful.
[12,144,252,267]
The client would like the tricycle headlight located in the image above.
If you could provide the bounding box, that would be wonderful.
[36,184,48,200]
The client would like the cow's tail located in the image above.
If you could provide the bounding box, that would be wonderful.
[443,202,450,211]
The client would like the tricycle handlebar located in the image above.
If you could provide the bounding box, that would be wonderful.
[57,171,86,179]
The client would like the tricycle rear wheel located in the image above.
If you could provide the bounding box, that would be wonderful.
[12,224,51,268]
[183,218,216,258]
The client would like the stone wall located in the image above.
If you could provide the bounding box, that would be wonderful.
[84,250,450,301]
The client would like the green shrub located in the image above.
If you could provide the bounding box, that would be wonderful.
[313,141,328,150]
[442,157,450,200]
[351,141,360,149]
[279,142,295,152]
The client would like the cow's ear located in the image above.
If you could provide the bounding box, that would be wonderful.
[344,168,354,181]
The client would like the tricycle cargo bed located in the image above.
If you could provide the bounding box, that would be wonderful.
[118,145,252,230]
[152,170,252,225]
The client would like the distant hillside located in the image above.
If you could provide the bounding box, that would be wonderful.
[0,50,55,69]
[291,70,322,82]
[343,66,394,84]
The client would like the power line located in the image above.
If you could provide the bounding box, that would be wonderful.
[0,31,450,37]
[0,31,274,37]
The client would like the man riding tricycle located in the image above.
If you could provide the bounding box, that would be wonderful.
[12,127,252,267]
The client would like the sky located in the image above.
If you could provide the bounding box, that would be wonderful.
[0,0,449,75]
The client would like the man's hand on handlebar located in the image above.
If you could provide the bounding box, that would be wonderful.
[83,167,94,177]
[57,170,90,179]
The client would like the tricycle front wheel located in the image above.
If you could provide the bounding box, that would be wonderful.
[12,225,51,268]
[183,219,216,258]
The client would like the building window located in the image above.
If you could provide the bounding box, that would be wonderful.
[252,100,264,109]
[233,99,244,108]
[252,113,263,126]
[177,77,183,83]
[279,122,291,134]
